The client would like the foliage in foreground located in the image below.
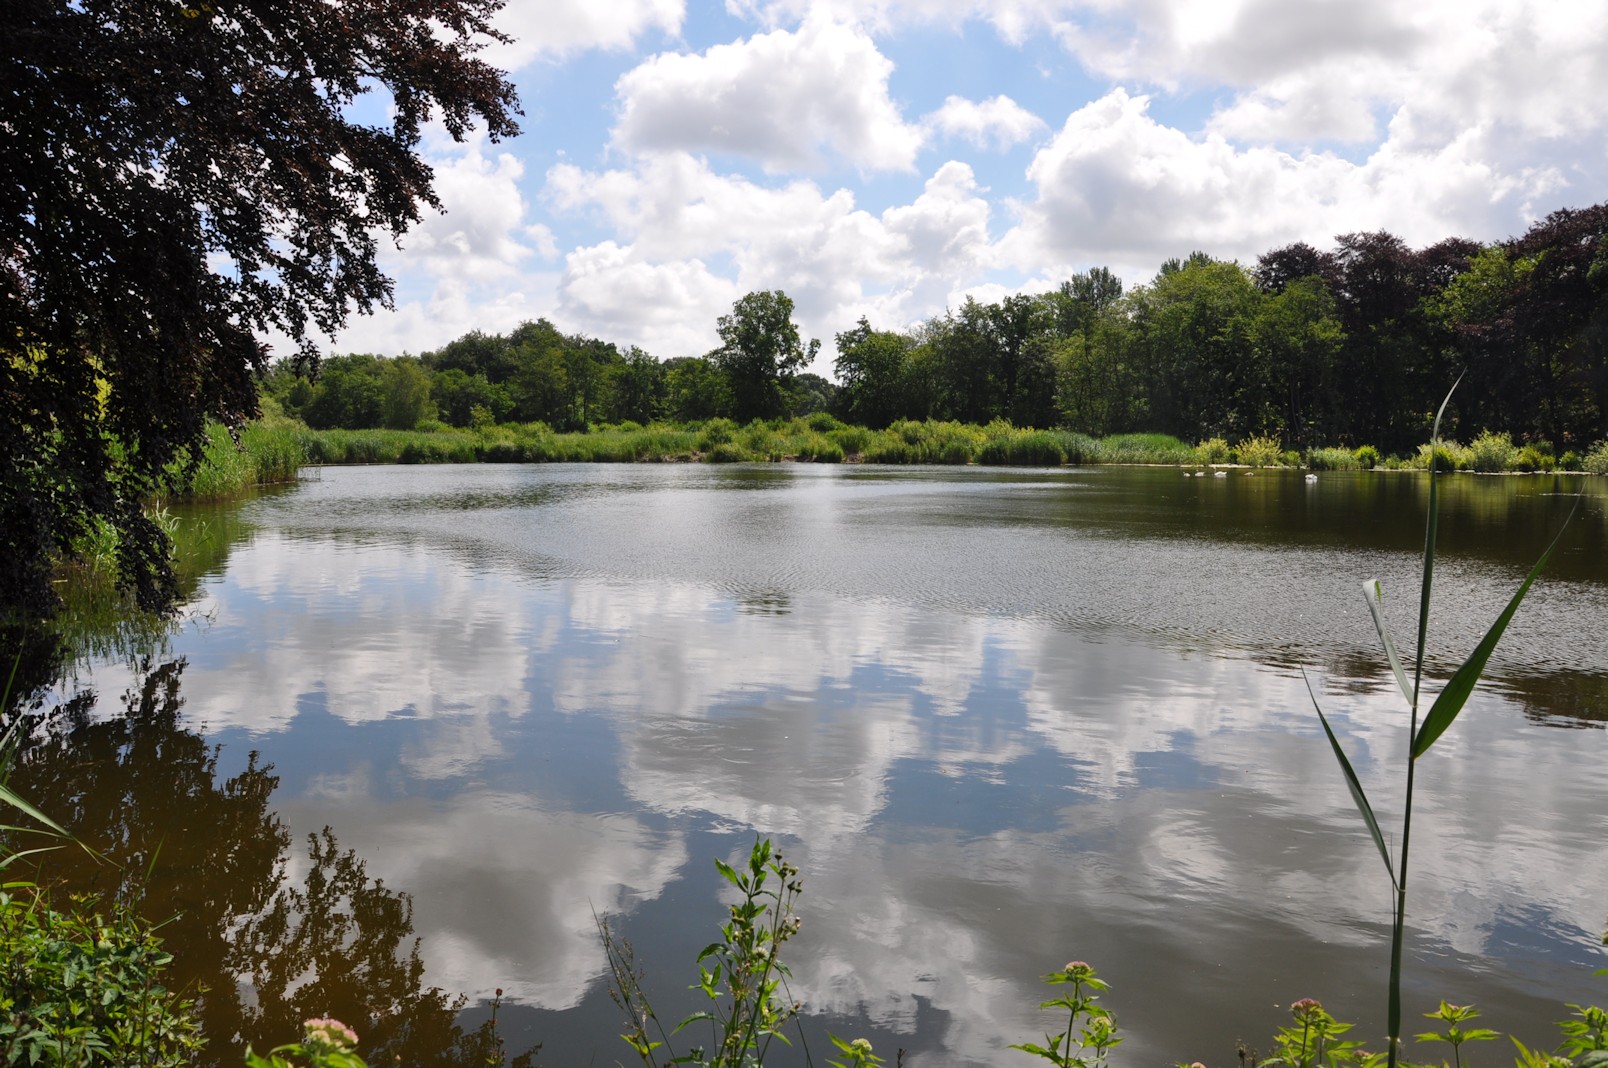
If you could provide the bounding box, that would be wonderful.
[0,886,206,1066]
[603,837,805,1068]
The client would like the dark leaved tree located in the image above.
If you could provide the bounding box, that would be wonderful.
[1,0,520,621]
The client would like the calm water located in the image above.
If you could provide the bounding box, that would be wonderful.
[21,463,1608,1066]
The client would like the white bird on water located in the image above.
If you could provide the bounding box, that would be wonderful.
[1305,473,1319,482]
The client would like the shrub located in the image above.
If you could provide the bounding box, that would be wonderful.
[1584,441,1608,475]
[1236,435,1284,467]
[1195,437,1231,464]
[1354,444,1381,469]
[1559,450,1583,471]
[0,887,206,1066]
[707,441,747,463]
[1515,444,1555,472]
[1468,430,1519,472]
[697,418,739,450]
[1413,441,1470,471]
[804,411,843,432]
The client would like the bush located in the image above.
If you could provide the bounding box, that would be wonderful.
[1236,435,1284,467]
[804,411,843,433]
[1468,430,1519,472]
[0,887,206,1066]
[1559,450,1583,471]
[1414,441,1470,471]
[1515,444,1555,472]
[697,418,739,450]
[1195,437,1231,464]
[1354,444,1381,469]
[1585,441,1608,475]
[827,426,872,458]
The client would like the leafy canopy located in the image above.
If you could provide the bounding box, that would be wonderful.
[0,0,521,620]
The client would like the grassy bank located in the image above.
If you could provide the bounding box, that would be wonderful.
[224,415,1608,475]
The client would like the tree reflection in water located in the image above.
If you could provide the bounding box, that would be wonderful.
[8,659,534,1068]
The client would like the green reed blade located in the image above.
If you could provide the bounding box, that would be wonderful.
[1305,670,1397,888]
[0,782,73,840]
[1363,579,1413,706]
[1412,495,1578,759]
[1414,374,1461,699]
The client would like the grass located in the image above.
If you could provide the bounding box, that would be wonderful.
[180,412,1608,478]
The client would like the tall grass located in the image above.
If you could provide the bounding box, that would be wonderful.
[1094,433,1196,464]
[1305,381,1577,1068]
[1305,447,1361,471]
[177,420,309,501]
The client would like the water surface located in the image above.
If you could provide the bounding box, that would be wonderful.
[23,464,1608,1066]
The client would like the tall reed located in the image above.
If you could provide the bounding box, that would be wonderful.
[1306,380,1577,1068]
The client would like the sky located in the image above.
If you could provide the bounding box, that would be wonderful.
[320,0,1608,377]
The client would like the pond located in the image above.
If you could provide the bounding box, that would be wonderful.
[19,463,1608,1066]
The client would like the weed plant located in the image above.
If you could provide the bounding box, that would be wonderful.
[602,837,808,1068]
[1013,961,1121,1068]
[1305,381,1578,1068]
[0,888,207,1066]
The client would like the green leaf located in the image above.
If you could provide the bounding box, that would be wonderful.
[1412,497,1577,759]
[714,857,740,886]
[673,1011,715,1034]
[1362,579,1414,706]
[1306,670,1397,887]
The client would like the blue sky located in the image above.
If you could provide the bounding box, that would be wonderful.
[321,0,1608,376]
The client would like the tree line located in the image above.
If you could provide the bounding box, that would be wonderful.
[271,205,1608,458]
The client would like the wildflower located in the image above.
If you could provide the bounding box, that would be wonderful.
[1290,999,1323,1022]
[303,1017,359,1050]
[852,1038,873,1053]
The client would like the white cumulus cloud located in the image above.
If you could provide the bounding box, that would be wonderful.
[490,0,684,68]
[927,94,1047,150]
[611,16,926,172]
[546,152,999,361]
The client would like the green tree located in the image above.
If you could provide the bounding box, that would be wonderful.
[833,317,912,428]
[1054,306,1139,437]
[302,355,388,430]
[1130,258,1264,441]
[1250,275,1344,447]
[610,346,666,424]
[382,357,434,430]
[712,291,820,422]
[0,0,519,621]
[663,357,732,422]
